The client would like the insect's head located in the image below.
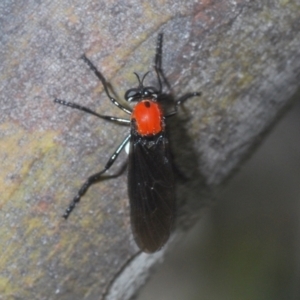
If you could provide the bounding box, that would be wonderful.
[124,72,159,102]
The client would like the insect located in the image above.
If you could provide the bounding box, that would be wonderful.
[54,33,200,253]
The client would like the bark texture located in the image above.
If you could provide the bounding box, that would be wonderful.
[0,1,300,299]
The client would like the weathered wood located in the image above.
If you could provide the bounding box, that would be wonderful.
[0,1,299,299]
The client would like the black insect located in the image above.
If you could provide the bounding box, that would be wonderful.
[55,33,200,253]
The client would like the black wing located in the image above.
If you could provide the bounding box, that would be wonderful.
[128,133,175,253]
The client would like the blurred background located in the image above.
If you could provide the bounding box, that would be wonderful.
[138,95,300,300]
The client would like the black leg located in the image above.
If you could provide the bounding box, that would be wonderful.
[166,92,201,118]
[81,55,132,115]
[54,99,130,124]
[154,33,201,117]
[175,92,202,108]
[63,134,131,219]
[154,33,172,94]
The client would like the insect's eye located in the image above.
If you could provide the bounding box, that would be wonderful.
[125,89,140,102]
[143,87,158,97]
[125,86,158,102]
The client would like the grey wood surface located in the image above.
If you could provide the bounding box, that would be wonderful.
[0,1,299,299]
